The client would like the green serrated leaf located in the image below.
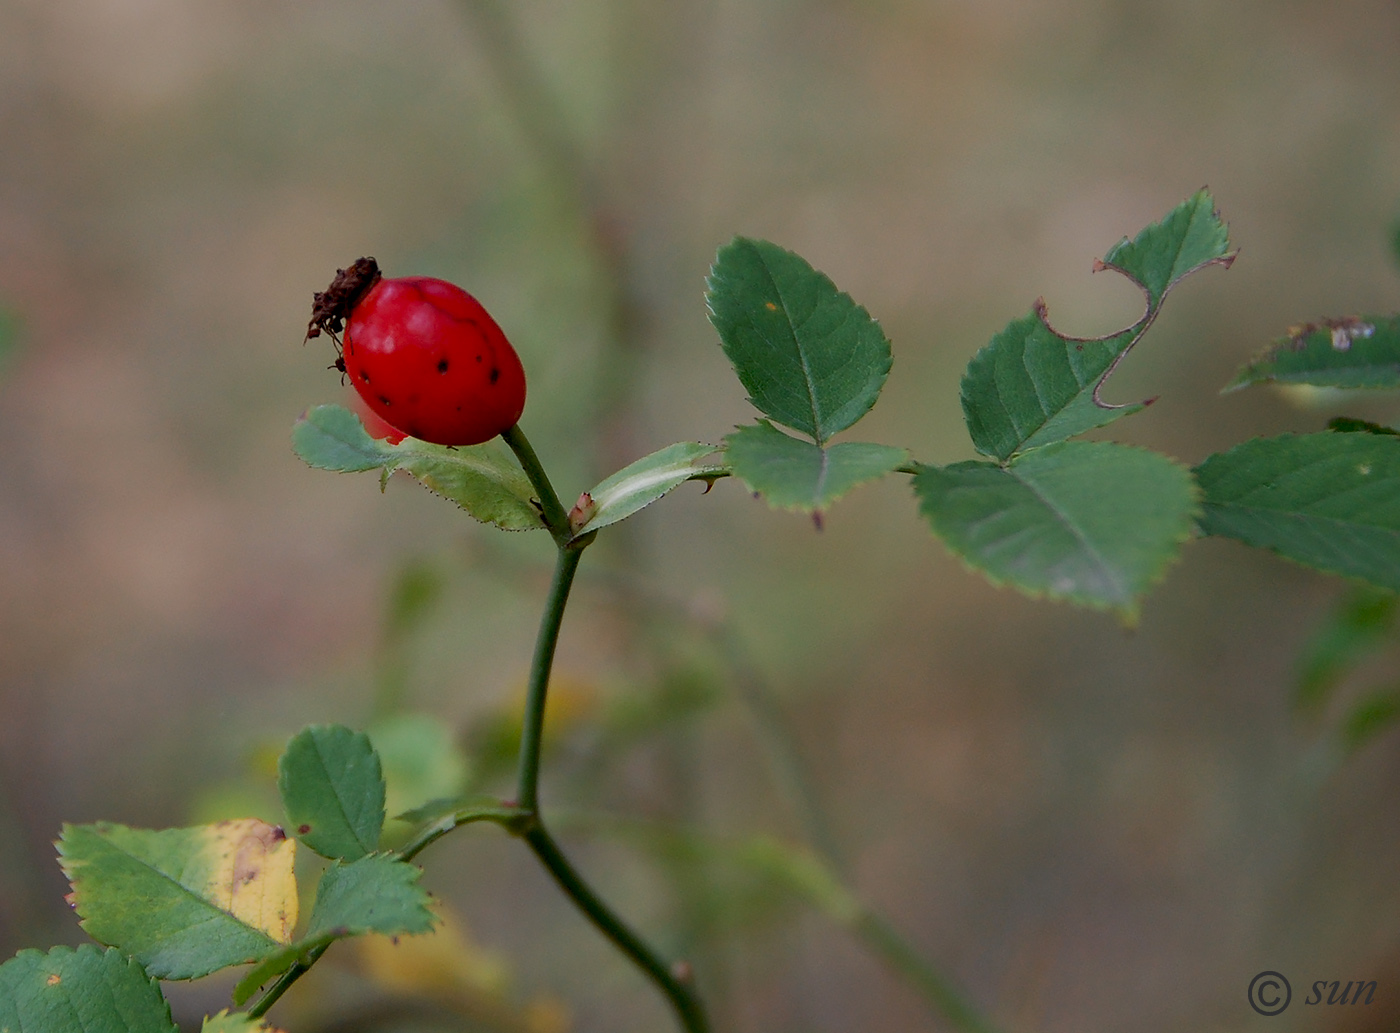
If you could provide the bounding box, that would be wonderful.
[1196,432,1400,590]
[724,421,906,514]
[569,442,726,539]
[202,1010,272,1033]
[307,854,435,938]
[1341,689,1400,752]
[1225,315,1400,391]
[56,821,297,981]
[913,441,1199,617]
[279,725,386,861]
[234,855,436,1005]
[1101,188,1233,308]
[960,312,1142,461]
[292,405,544,531]
[0,945,177,1033]
[368,713,469,824]
[707,238,892,444]
[1295,586,1398,711]
[961,191,1233,461]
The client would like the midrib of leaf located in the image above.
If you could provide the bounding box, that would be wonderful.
[756,256,824,445]
[1014,466,1127,601]
[592,462,710,510]
[312,737,373,854]
[85,838,271,941]
[813,447,830,507]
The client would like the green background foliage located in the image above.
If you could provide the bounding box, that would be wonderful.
[6,2,1400,1032]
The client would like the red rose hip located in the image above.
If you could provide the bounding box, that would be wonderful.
[308,258,526,446]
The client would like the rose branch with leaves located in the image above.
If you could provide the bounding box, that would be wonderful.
[7,190,1400,1033]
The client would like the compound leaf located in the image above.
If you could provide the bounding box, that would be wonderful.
[1294,585,1398,711]
[961,190,1233,461]
[279,725,386,861]
[57,821,297,980]
[233,854,436,1005]
[292,405,543,531]
[1225,314,1400,391]
[1195,432,1400,590]
[724,420,906,514]
[0,945,177,1033]
[569,442,727,539]
[708,238,892,444]
[913,441,1198,617]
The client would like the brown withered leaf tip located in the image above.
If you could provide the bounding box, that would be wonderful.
[306,257,381,344]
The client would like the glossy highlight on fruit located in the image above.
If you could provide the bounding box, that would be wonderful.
[308,258,527,446]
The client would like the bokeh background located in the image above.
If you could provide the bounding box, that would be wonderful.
[3,1,1400,1031]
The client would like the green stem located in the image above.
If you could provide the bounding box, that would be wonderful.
[502,467,706,1031]
[515,544,583,813]
[523,821,709,1032]
[246,943,329,1020]
[509,542,708,1030]
[501,423,572,542]
[396,801,528,863]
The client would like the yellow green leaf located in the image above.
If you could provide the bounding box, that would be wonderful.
[59,819,299,980]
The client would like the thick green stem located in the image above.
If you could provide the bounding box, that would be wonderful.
[510,541,706,1030]
[524,821,709,1032]
[493,431,706,1029]
[515,544,583,813]
[500,423,571,542]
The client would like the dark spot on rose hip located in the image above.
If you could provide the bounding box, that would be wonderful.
[437,358,449,373]
[490,368,499,384]
[378,395,392,406]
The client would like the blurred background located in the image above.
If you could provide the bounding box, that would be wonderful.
[3,1,1400,1030]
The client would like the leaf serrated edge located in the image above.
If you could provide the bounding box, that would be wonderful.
[723,423,907,514]
[1193,431,1400,591]
[705,237,894,444]
[913,443,1202,623]
[963,192,1235,462]
[292,406,545,531]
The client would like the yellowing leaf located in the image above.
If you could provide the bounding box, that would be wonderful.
[59,820,298,980]
[206,819,299,943]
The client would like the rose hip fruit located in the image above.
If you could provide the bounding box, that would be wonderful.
[307,258,526,446]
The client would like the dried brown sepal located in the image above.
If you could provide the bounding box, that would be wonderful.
[305,257,381,343]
